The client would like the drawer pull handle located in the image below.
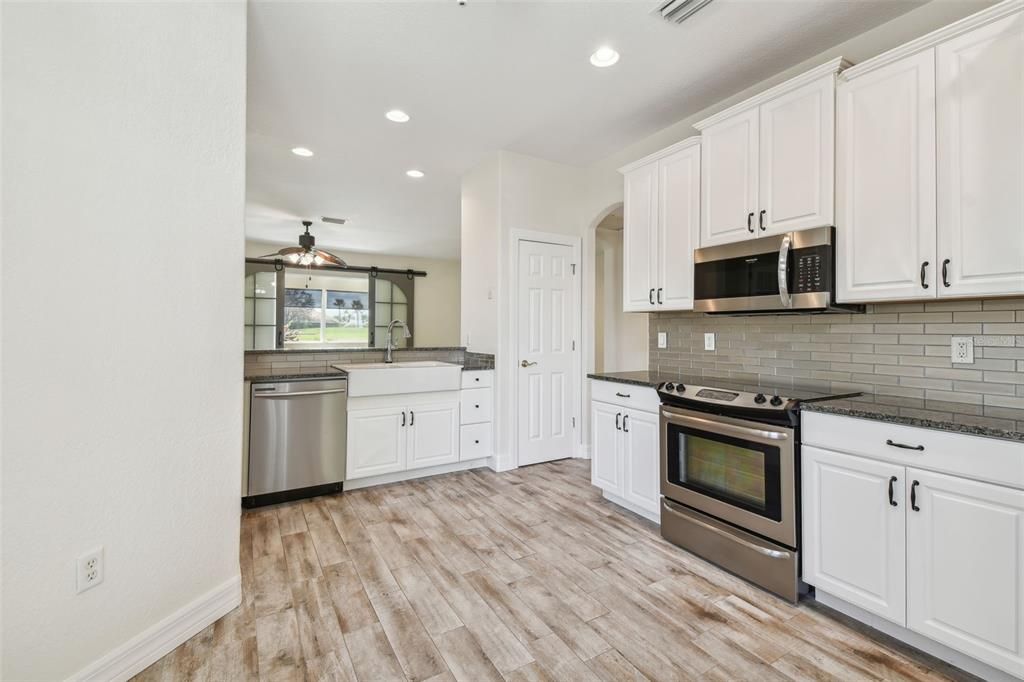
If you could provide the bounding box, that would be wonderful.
[886,439,924,451]
[474,439,479,444]
[911,480,921,512]
[475,404,480,409]
[615,392,631,399]
[888,476,898,507]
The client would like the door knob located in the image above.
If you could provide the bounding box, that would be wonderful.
[520,360,537,368]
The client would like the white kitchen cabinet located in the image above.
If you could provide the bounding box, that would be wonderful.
[407,401,459,469]
[590,400,623,496]
[621,409,660,514]
[700,109,758,246]
[620,138,701,313]
[347,406,408,479]
[347,395,459,480]
[695,58,846,248]
[803,408,1024,679]
[837,1,1024,303]
[460,370,494,461]
[936,10,1024,298]
[589,380,661,522]
[802,446,907,625]
[622,162,658,311]
[906,469,1024,677]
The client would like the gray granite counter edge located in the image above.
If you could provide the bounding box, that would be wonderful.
[586,372,666,388]
[800,403,1024,444]
[248,363,494,383]
[246,346,466,356]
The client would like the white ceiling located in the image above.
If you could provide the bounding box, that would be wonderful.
[246,0,924,260]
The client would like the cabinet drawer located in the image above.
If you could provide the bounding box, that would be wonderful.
[460,423,492,461]
[803,411,1024,490]
[460,388,493,424]
[461,370,493,389]
[590,380,660,412]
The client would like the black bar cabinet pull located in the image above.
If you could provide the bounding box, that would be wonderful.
[410,410,414,426]
[747,212,754,233]
[911,480,921,511]
[401,411,406,427]
[886,439,924,451]
[649,288,655,305]
[657,288,663,304]
[615,412,621,430]
[920,261,929,289]
[942,259,951,287]
[622,414,630,433]
[888,476,898,507]
[759,209,766,231]
[615,392,631,398]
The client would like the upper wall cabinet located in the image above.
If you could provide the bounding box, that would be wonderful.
[694,58,847,248]
[619,137,701,312]
[838,0,1024,303]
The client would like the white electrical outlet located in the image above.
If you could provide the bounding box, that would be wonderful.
[704,333,716,351]
[77,547,104,593]
[657,332,667,349]
[951,336,974,364]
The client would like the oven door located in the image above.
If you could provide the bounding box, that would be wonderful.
[660,405,796,547]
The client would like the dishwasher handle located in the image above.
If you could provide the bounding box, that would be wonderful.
[253,387,348,398]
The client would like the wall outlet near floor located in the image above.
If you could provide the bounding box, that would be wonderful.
[77,547,104,593]
[951,336,975,364]
[704,332,716,352]
[657,332,667,349]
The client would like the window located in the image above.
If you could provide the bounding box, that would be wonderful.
[244,264,280,350]
[373,276,414,348]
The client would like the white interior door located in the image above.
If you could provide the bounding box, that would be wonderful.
[936,12,1024,298]
[517,239,577,467]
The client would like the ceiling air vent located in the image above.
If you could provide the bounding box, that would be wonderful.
[653,0,714,24]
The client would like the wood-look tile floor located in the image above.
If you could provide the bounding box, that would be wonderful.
[135,459,974,682]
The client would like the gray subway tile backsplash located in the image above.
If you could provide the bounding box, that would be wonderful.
[649,299,1024,434]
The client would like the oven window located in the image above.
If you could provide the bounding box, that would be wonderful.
[665,424,782,521]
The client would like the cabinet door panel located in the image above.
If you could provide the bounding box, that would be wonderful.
[622,164,658,311]
[622,410,660,516]
[836,50,937,302]
[937,12,1024,298]
[701,108,759,247]
[802,446,907,625]
[590,401,623,495]
[759,75,834,234]
[658,145,700,310]
[907,469,1024,677]
[347,407,407,479]
[408,401,460,469]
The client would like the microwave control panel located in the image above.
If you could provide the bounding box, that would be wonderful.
[791,245,832,294]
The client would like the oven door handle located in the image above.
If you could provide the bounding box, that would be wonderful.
[778,233,792,309]
[662,498,790,559]
[661,408,790,442]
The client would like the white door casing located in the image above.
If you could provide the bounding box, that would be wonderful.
[936,11,1024,298]
[836,49,937,302]
[517,239,578,467]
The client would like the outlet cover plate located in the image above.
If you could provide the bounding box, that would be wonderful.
[704,333,716,352]
[657,332,667,349]
[951,336,974,364]
[77,547,104,594]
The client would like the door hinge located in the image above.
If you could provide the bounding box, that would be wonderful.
[571,263,577,275]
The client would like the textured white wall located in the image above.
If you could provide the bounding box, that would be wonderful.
[246,241,461,347]
[2,3,246,679]
[459,154,501,354]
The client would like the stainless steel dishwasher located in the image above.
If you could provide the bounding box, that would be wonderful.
[245,377,347,507]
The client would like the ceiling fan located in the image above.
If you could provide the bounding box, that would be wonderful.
[258,220,348,267]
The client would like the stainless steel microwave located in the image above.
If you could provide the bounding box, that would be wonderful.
[693,226,862,314]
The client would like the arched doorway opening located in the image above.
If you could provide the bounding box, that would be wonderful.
[592,204,648,373]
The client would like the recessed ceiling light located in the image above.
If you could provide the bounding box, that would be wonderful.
[385,109,410,123]
[291,147,314,157]
[406,169,425,178]
[590,46,620,68]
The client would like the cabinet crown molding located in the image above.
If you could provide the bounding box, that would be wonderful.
[693,56,851,132]
[618,135,700,175]
[840,0,1023,81]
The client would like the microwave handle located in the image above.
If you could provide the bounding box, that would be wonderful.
[778,234,792,308]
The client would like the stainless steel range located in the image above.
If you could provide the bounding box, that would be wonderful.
[657,378,858,602]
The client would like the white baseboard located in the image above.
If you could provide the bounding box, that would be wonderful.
[603,490,660,524]
[345,458,489,490]
[814,590,1020,682]
[69,575,241,682]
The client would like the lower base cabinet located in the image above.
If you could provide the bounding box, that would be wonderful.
[590,393,660,521]
[347,394,459,480]
[802,420,1024,679]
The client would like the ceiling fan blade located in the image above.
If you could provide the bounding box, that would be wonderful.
[314,249,348,267]
[321,216,347,225]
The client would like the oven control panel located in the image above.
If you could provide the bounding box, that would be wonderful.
[695,388,738,402]
[791,245,832,294]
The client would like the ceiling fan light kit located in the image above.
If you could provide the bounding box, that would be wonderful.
[258,220,348,268]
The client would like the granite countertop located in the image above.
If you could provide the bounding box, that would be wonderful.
[245,346,466,356]
[247,362,494,383]
[587,371,675,388]
[800,402,1024,444]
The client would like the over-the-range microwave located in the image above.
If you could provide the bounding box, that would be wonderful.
[693,226,863,314]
